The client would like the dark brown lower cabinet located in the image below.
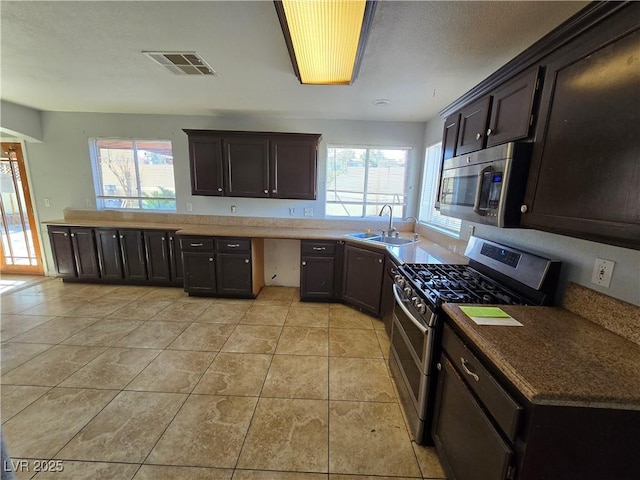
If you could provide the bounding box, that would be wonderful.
[144,230,172,284]
[300,240,341,301]
[182,251,216,295]
[119,230,147,281]
[48,227,76,277]
[433,322,640,480]
[168,233,184,286]
[432,356,513,480]
[69,228,100,280]
[342,244,385,316]
[216,252,252,296]
[95,229,123,281]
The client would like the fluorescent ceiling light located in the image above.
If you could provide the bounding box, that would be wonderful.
[274,0,377,85]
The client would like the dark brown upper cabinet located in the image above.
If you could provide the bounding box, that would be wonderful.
[223,137,270,198]
[270,137,317,200]
[456,97,492,156]
[486,68,541,148]
[187,134,224,196]
[441,114,460,161]
[184,130,321,200]
[521,9,640,250]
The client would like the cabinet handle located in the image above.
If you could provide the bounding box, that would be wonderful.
[169,236,173,241]
[378,258,383,263]
[120,235,123,239]
[520,204,528,213]
[272,189,276,193]
[244,259,250,264]
[161,237,165,241]
[486,128,493,136]
[191,243,204,247]
[70,233,75,237]
[217,187,223,192]
[209,257,214,262]
[460,357,480,382]
[227,243,240,248]
[112,234,116,239]
[302,261,307,266]
[264,190,268,194]
[63,233,68,237]
[475,133,482,140]
[312,246,325,251]
[436,362,442,371]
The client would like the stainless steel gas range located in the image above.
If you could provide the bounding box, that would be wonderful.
[388,235,561,444]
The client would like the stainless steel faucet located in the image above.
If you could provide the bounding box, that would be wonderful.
[379,204,395,237]
[403,216,420,241]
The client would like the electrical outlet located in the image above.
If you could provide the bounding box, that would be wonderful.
[289,207,295,216]
[186,203,193,212]
[591,258,615,288]
[304,207,313,217]
[85,198,92,208]
[231,205,237,214]
[467,225,475,238]
[44,198,51,208]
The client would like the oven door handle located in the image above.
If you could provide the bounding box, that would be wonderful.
[393,284,429,335]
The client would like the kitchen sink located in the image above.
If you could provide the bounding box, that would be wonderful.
[368,236,415,246]
[345,232,416,246]
[346,232,382,240]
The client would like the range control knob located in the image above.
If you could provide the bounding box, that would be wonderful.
[404,287,413,297]
[411,296,427,315]
[394,275,405,288]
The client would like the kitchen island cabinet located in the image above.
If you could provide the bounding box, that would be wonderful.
[342,243,385,316]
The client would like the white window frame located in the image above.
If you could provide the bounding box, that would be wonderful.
[418,142,462,236]
[89,138,176,212]
[325,144,411,218]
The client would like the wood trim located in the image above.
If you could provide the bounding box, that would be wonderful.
[439,1,630,117]
[251,238,265,296]
[0,142,44,275]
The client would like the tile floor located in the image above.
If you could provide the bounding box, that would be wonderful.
[0,278,446,480]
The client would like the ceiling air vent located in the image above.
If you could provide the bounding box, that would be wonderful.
[143,51,217,76]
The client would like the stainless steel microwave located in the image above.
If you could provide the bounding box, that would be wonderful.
[439,142,532,227]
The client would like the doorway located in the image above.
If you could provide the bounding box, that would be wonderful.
[0,142,44,275]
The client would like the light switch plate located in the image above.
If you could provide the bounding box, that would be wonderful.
[591,258,615,288]
[304,207,313,217]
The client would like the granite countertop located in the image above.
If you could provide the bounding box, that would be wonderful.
[43,217,467,265]
[443,304,640,410]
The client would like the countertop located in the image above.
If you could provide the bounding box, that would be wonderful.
[43,217,467,265]
[443,303,640,410]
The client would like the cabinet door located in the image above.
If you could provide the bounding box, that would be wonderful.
[223,137,270,197]
[522,23,640,249]
[270,137,318,200]
[216,252,252,296]
[456,97,491,155]
[168,233,184,286]
[48,227,76,277]
[119,230,147,281]
[95,229,123,281]
[187,134,224,195]
[486,68,541,147]
[432,355,513,480]
[70,228,100,280]
[342,244,385,316]
[143,231,171,283]
[442,113,460,161]
[301,256,335,299]
[183,252,216,294]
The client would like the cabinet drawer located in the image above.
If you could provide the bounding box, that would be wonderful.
[442,324,522,442]
[301,240,336,256]
[180,237,215,252]
[215,238,251,252]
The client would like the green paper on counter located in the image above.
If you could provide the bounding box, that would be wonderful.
[459,306,510,318]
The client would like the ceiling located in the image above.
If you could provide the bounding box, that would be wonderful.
[0,1,588,122]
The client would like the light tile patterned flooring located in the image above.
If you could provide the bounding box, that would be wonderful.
[0,278,446,480]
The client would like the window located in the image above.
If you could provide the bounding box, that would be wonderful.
[326,146,409,217]
[90,139,176,211]
[418,142,461,235]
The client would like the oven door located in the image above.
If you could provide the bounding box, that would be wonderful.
[389,284,436,443]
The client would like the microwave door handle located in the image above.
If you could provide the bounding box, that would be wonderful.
[392,285,429,335]
[473,165,493,216]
